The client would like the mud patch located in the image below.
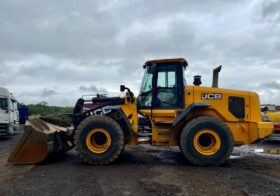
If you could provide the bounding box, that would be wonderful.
[139,180,182,196]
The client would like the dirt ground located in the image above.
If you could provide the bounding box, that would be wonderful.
[0,127,279,196]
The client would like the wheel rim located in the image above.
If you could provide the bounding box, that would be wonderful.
[86,128,112,154]
[193,129,221,156]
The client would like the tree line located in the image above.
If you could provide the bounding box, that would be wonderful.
[19,101,74,125]
[23,101,73,115]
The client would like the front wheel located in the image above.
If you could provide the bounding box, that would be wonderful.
[180,116,234,166]
[74,115,125,165]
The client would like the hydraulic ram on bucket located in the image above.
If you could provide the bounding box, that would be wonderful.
[8,118,73,165]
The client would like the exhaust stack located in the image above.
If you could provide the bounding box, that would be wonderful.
[212,65,222,88]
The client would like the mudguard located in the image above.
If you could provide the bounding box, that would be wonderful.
[172,102,211,127]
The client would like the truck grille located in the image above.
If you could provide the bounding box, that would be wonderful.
[0,123,8,131]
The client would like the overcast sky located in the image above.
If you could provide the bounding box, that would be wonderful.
[0,0,279,106]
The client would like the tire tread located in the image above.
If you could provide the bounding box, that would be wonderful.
[180,116,234,166]
[74,115,124,165]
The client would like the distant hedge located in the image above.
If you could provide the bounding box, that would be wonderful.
[25,101,74,126]
[40,114,73,127]
[27,101,73,115]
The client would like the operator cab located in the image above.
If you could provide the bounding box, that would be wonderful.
[138,58,187,109]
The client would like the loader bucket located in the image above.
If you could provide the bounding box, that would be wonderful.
[8,118,73,165]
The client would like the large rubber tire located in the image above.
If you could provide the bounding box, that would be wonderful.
[74,115,125,165]
[180,116,234,166]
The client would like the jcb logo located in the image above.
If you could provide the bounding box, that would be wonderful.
[201,93,222,100]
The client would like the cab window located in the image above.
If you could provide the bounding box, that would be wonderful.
[155,65,178,108]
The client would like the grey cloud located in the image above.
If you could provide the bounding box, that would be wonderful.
[259,81,280,90]
[79,85,108,94]
[0,0,245,60]
[41,88,57,97]
[261,0,280,22]
[0,1,120,59]
[79,85,98,92]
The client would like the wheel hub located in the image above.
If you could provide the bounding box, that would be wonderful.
[86,128,112,154]
[193,130,221,156]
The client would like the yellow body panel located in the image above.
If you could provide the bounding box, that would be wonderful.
[190,86,273,145]
[256,122,275,138]
[118,97,139,145]
[263,110,280,133]
[137,85,273,146]
[265,111,280,122]
[192,86,250,121]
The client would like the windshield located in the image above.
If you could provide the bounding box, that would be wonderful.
[0,98,8,110]
[138,68,154,108]
[139,69,153,94]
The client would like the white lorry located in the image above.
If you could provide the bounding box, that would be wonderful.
[0,87,19,136]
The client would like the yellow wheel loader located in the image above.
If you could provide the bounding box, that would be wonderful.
[8,58,273,166]
[261,105,280,132]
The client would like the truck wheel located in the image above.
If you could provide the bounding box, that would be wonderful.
[74,115,124,165]
[180,116,233,166]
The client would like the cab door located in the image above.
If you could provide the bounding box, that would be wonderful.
[154,64,184,109]
[138,63,185,145]
[138,63,184,122]
[151,63,185,124]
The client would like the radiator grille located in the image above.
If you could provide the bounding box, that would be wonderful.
[228,96,245,119]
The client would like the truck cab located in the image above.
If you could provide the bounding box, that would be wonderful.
[0,87,16,136]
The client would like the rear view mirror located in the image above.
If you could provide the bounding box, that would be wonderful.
[120,85,126,92]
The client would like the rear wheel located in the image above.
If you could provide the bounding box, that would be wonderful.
[180,116,233,166]
[74,115,124,165]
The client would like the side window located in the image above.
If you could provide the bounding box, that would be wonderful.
[157,72,166,87]
[156,65,178,108]
[157,70,176,88]
[168,71,176,87]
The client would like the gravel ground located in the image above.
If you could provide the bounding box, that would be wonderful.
[0,126,279,196]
